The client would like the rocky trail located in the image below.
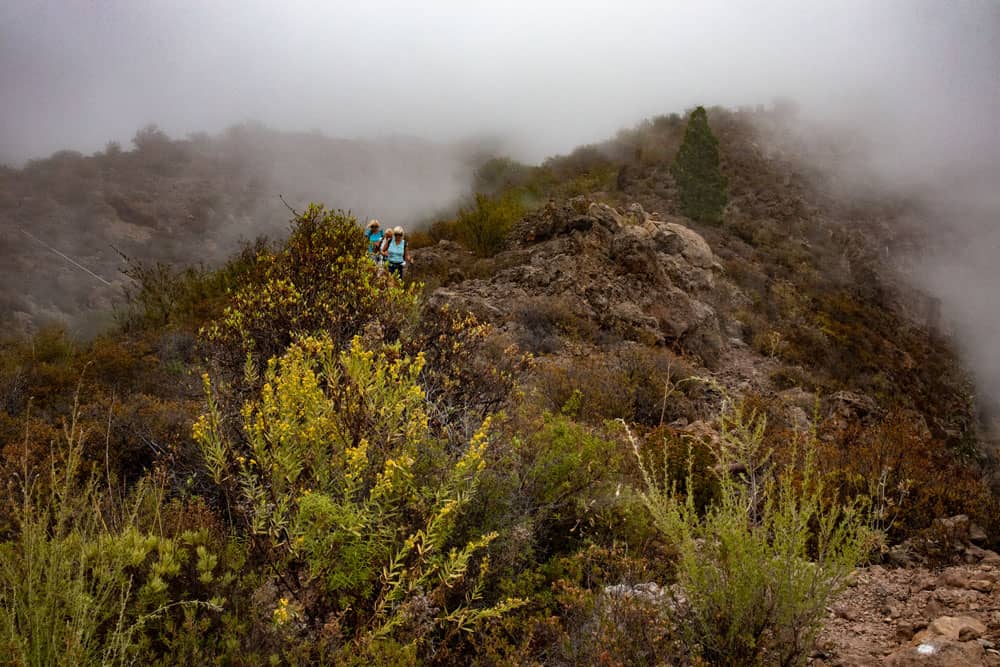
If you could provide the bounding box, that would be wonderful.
[810,516,1000,666]
[817,561,1000,664]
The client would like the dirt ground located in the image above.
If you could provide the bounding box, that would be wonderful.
[813,554,1000,666]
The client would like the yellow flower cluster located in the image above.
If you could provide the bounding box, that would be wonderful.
[272,597,290,625]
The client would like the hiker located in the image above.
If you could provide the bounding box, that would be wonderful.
[365,219,384,263]
[382,226,411,279]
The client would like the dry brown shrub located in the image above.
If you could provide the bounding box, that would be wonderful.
[819,411,998,543]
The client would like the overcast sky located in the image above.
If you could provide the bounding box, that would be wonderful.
[2,0,997,163]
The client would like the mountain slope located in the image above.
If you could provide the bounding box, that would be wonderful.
[0,124,473,334]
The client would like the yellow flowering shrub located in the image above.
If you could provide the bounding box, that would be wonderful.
[201,204,419,374]
[194,334,522,653]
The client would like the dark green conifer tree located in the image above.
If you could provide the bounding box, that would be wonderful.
[670,106,728,224]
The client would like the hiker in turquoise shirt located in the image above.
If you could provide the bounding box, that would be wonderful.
[365,220,384,263]
[382,226,412,279]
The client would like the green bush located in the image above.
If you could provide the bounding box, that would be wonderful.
[454,192,525,257]
[670,106,728,224]
[473,157,534,195]
[202,203,419,374]
[478,413,620,542]
[630,400,874,666]
[0,400,225,666]
[119,238,265,332]
[194,334,522,657]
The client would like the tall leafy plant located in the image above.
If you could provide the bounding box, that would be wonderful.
[195,335,522,654]
[629,399,874,666]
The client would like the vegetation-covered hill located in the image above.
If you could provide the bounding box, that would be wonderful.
[0,106,997,665]
[0,123,475,335]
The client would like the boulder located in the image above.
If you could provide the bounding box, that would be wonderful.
[652,220,718,269]
[779,386,818,413]
[603,581,664,604]
[411,239,475,280]
[587,202,624,231]
[914,615,987,643]
[828,391,883,421]
[659,253,715,292]
[884,638,989,666]
[607,301,664,345]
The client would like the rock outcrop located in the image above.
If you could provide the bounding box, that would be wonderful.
[420,198,729,365]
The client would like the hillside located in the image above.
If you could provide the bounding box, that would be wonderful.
[0,123,475,335]
[0,107,998,665]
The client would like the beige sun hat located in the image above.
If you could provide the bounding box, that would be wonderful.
[367,219,380,229]
[393,226,404,235]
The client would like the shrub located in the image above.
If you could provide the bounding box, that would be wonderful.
[119,239,265,332]
[0,398,225,666]
[476,413,621,551]
[819,411,1000,543]
[472,543,680,665]
[193,335,523,656]
[202,204,419,374]
[629,400,874,666]
[473,157,534,195]
[670,106,728,225]
[454,192,525,257]
[533,346,698,426]
[404,306,526,437]
[514,296,598,354]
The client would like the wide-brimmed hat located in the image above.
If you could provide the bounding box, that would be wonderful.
[367,219,380,229]
[393,226,404,235]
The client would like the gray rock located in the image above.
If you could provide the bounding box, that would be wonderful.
[916,615,987,642]
[653,220,718,269]
[981,550,1000,565]
[885,638,988,666]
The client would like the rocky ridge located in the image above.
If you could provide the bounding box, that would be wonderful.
[419,197,737,370]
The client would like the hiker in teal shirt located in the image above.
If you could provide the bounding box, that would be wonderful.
[382,226,412,279]
[365,220,384,263]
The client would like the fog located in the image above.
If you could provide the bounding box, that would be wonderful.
[2,1,993,164]
[2,0,999,404]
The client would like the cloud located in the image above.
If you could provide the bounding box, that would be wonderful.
[2,1,993,163]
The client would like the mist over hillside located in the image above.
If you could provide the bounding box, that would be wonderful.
[740,103,1000,411]
[0,123,477,334]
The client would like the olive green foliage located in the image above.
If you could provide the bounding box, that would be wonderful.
[405,306,525,429]
[474,412,621,553]
[0,399,230,666]
[631,401,874,666]
[194,335,523,655]
[119,239,266,331]
[203,204,419,370]
[670,106,728,224]
[454,192,526,257]
[473,157,534,195]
